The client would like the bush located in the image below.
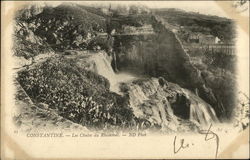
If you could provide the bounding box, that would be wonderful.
[17,57,144,129]
[14,36,52,59]
[203,51,236,72]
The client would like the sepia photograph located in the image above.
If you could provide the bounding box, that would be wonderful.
[1,0,249,159]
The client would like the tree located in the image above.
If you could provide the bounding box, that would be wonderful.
[129,5,138,15]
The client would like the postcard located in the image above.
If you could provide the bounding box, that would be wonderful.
[1,1,249,159]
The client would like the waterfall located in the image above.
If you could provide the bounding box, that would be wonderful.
[90,52,137,93]
[125,78,219,130]
[182,89,218,125]
[88,52,218,129]
[90,52,117,85]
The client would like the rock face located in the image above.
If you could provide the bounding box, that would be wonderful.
[65,51,218,130]
[122,78,218,131]
[15,3,108,54]
[14,20,53,59]
[114,20,234,121]
[29,4,106,51]
[114,30,203,88]
[16,3,45,20]
[14,4,236,131]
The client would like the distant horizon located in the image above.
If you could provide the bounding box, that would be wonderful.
[150,7,231,20]
[40,1,230,18]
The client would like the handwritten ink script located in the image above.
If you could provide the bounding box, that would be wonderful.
[173,136,194,154]
[173,124,219,158]
[17,124,221,158]
[199,124,220,158]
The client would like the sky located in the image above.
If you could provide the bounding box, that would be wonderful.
[45,1,229,18]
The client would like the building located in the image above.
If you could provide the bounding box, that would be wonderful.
[122,24,154,34]
[188,33,221,44]
[188,33,200,43]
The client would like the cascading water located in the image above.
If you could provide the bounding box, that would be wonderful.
[90,52,117,85]
[89,52,138,93]
[182,89,218,125]
[88,52,219,130]
[123,78,218,130]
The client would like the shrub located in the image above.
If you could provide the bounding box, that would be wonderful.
[203,50,236,72]
[17,57,142,129]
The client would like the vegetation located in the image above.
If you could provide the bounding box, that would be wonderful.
[110,14,154,33]
[17,57,149,130]
[16,4,107,52]
[153,8,236,42]
[187,46,236,73]
[203,51,236,72]
[14,3,238,128]
[13,35,52,59]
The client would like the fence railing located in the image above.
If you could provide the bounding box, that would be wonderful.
[184,44,236,55]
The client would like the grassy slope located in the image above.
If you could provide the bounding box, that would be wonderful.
[27,4,107,51]
[16,56,143,130]
[153,8,236,42]
[14,4,108,59]
[14,79,87,131]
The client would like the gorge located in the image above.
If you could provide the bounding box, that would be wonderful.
[14,3,237,132]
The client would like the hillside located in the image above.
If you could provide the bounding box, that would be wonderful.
[153,8,236,43]
[16,3,107,53]
[12,3,244,132]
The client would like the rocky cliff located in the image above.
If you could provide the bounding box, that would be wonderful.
[15,3,108,53]
[13,3,237,132]
[113,18,236,121]
[121,78,218,131]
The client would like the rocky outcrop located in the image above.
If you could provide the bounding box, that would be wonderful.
[14,4,236,131]
[114,19,234,121]
[121,78,218,131]
[28,4,106,51]
[16,3,45,21]
[114,27,203,88]
[15,3,109,54]
[63,51,219,130]
[14,11,53,59]
[14,26,53,59]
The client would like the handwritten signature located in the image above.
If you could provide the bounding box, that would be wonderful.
[173,124,219,158]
